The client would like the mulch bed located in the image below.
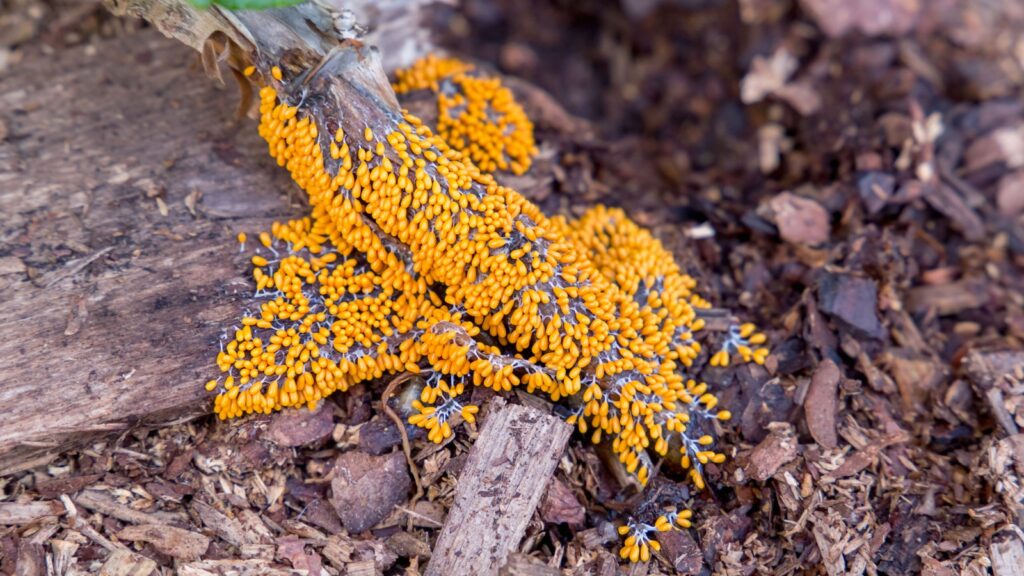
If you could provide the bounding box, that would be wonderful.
[2,0,1023,574]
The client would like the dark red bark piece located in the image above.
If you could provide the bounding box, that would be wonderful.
[266,403,335,448]
[818,273,883,340]
[330,451,411,533]
[805,359,841,449]
[539,477,585,528]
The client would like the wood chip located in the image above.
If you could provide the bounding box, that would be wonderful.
[266,403,335,447]
[0,500,64,525]
[963,350,1024,390]
[825,445,880,479]
[539,477,585,528]
[50,539,79,575]
[118,524,210,561]
[499,553,561,576]
[923,183,986,242]
[990,535,1024,576]
[76,490,187,526]
[744,422,799,482]
[997,170,1024,217]
[963,123,1024,173]
[276,535,323,575]
[805,359,841,449]
[330,450,411,533]
[385,531,432,559]
[0,256,26,276]
[907,278,990,316]
[346,559,382,576]
[657,528,704,575]
[98,549,158,576]
[192,500,250,548]
[800,0,919,37]
[764,191,831,245]
[883,350,946,414]
[818,273,883,340]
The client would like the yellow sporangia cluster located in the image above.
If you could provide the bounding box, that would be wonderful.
[618,508,693,563]
[209,63,770,553]
[392,55,538,175]
[710,322,768,366]
[408,374,480,443]
[209,215,454,418]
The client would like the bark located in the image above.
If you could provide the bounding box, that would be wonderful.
[0,30,300,474]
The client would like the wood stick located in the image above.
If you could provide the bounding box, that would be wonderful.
[425,400,572,576]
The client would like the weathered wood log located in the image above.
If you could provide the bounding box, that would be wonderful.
[1,0,445,475]
[0,31,300,475]
[105,0,436,73]
[425,400,572,576]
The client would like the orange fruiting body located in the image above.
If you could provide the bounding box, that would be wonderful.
[208,60,770,563]
[393,55,538,175]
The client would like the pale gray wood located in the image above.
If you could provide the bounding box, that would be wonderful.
[991,536,1024,576]
[425,401,572,576]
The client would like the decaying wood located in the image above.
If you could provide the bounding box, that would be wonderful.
[0,0,440,475]
[105,0,438,72]
[425,401,572,576]
[991,535,1024,576]
[0,31,299,475]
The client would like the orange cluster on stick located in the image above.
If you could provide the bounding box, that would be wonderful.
[209,57,769,562]
[393,55,538,175]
